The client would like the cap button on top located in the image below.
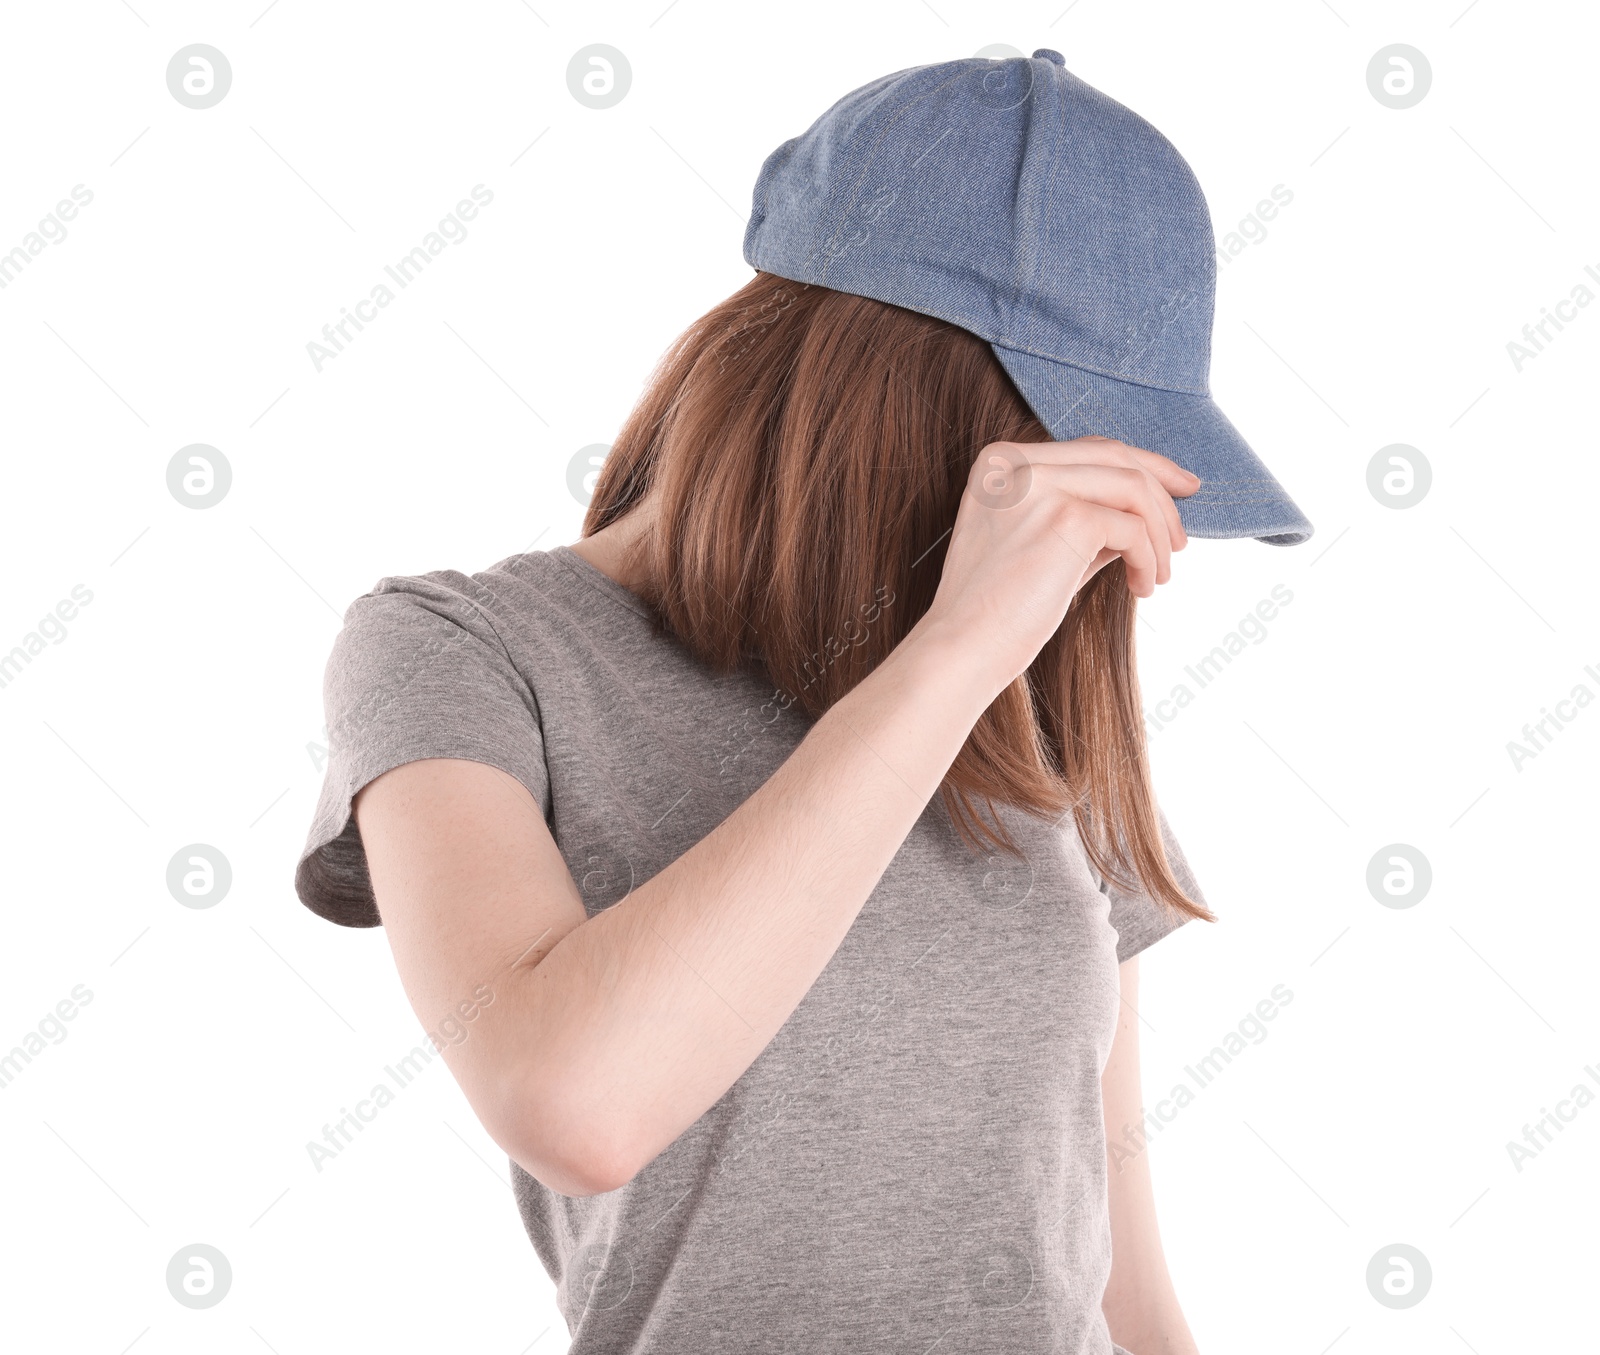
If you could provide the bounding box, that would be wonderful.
[1032,48,1065,66]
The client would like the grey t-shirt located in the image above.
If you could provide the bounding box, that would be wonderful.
[294,544,1204,1355]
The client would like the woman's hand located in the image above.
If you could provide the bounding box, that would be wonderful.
[914,435,1200,695]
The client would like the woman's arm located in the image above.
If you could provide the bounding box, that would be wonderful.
[356,615,998,1197]
[1101,955,1200,1354]
[353,439,1194,1197]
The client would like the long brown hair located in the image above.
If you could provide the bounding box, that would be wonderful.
[582,271,1209,921]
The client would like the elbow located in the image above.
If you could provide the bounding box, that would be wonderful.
[492,1074,642,1199]
[532,1133,639,1199]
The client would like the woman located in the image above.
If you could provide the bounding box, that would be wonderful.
[296,48,1311,1355]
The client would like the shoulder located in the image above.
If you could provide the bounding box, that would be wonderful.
[326,550,588,673]
[339,551,546,630]
[299,551,566,928]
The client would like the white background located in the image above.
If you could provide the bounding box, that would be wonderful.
[1,1,1595,1352]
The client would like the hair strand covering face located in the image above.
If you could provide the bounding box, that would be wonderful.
[582,271,1211,922]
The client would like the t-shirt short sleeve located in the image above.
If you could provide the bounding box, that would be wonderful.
[1099,804,1208,964]
[294,568,551,929]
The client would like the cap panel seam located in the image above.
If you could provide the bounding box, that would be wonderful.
[816,64,992,287]
[760,58,1211,396]
[1005,59,1066,346]
[751,65,917,266]
[754,137,802,224]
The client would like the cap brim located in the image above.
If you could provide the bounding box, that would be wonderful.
[991,343,1314,546]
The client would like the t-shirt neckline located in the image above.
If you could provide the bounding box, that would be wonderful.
[547,543,655,620]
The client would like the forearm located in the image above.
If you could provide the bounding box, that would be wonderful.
[1103,1229,1196,1355]
[509,614,1000,1183]
[1101,957,1198,1354]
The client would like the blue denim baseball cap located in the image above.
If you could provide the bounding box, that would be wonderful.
[743,48,1313,546]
